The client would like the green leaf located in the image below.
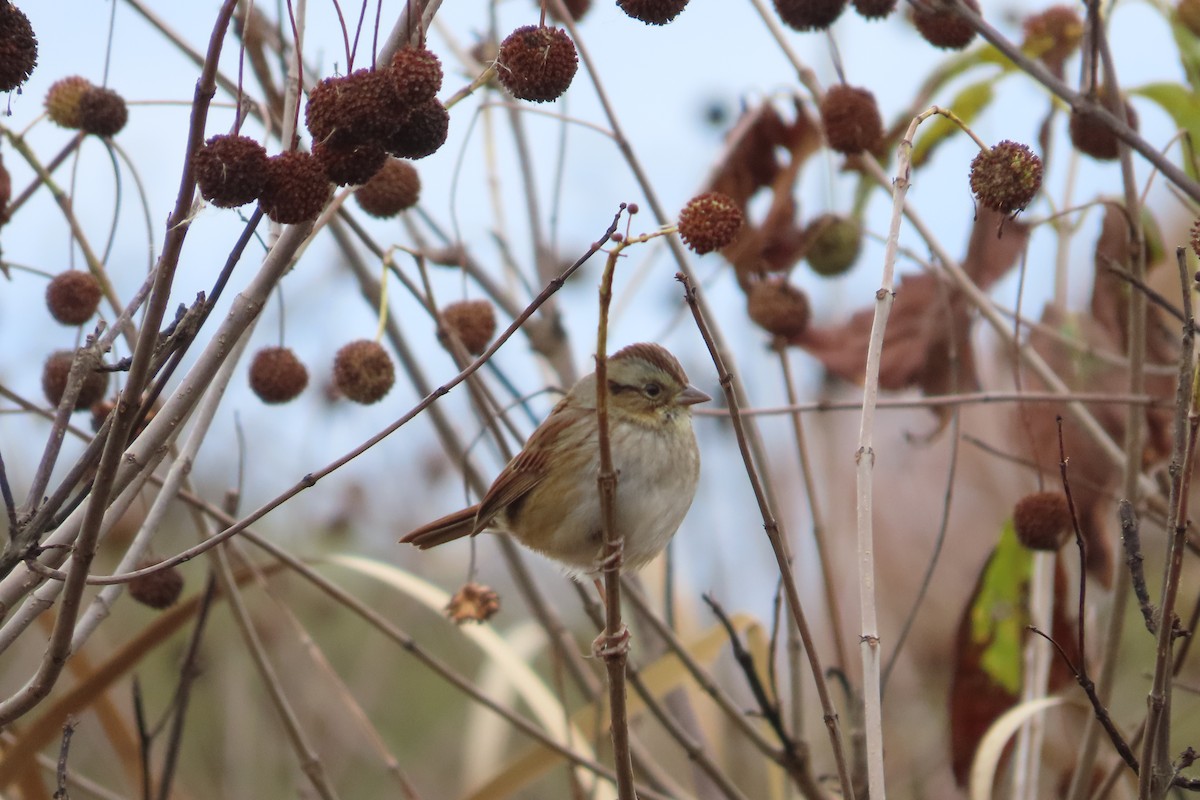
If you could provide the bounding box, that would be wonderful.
[913,80,996,167]
[1169,14,1200,93]
[1130,82,1200,180]
[969,522,1033,695]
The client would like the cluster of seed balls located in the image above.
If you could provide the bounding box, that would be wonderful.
[45,75,129,137]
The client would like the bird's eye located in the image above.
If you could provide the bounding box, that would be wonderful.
[643,382,662,398]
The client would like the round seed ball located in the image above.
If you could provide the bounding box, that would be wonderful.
[678,192,743,254]
[390,46,444,106]
[78,86,128,137]
[497,25,578,103]
[259,151,332,224]
[441,300,496,356]
[820,84,883,155]
[805,214,862,277]
[333,339,395,404]
[747,278,811,339]
[128,559,185,609]
[249,346,309,404]
[193,134,269,208]
[0,3,37,92]
[969,140,1043,215]
[384,98,450,160]
[45,75,92,129]
[46,270,102,325]
[617,0,689,24]
[42,349,109,410]
[773,0,847,31]
[355,159,420,218]
[911,0,979,50]
[1013,491,1072,551]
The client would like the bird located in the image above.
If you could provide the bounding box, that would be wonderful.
[400,342,709,574]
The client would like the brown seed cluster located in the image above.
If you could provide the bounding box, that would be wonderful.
[385,99,451,160]
[678,192,743,254]
[853,0,897,19]
[45,76,91,128]
[46,270,102,325]
[820,84,883,155]
[333,340,396,404]
[314,139,388,187]
[0,3,37,92]
[128,560,185,610]
[390,47,444,106]
[355,159,421,218]
[1013,491,1072,551]
[1069,90,1138,162]
[1021,5,1082,69]
[259,151,332,224]
[78,87,128,137]
[617,0,689,25]
[747,279,811,339]
[969,140,1043,215]
[249,347,309,404]
[911,0,979,50]
[805,214,862,277]
[42,349,109,411]
[497,26,579,103]
[546,0,593,22]
[446,582,501,624]
[774,0,847,31]
[441,300,497,356]
[193,134,269,208]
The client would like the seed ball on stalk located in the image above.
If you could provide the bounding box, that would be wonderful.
[804,214,863,277]
[747,278,811,339]
[968,140,1043,215]
[128,559,185,609]
[820,84,883,155]
[773,0,847,31]
[617,0,689,24]
[390,46,444,106]
[0,3,37,92]
[78,86,128,137]
[45,76,92,129]
[42,349,109,410]
[249,346,309,404]
[385,98,450,160]
[1021,5,1083,68]
[258,150,332,224]
[1069,91,1138,162]
[355,159,421,218]
[314,139,388,187]
[46,270,102,325]
[911,0,979,50]
[545,0,593,22]
[441,300,497,356]
[1013,491,1073,551]
[853,0,897,19]
[193,134,269,208]
[333,339,396,404]
[677,192,743,254]
[496,25,578,103]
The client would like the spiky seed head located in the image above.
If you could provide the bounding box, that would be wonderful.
[258,151,332,224]
[390,46,444,106]
[78,86,128,137]
[384,99,450,160]
[128,560,185,609]
[446,582,500,624]
[46,270,102,325]
[306,70,403,147]
[193,134,269,208]
[313,139,388,186]
[0,3,37,92]
[678,192,743,254]
[441,300,496,356]
[547,0,593,22]
[969,140,1043,215]
[617,0,689,24]
[911,0,979,50]
[42,349,109,411]
[333,340,395,404]
[497,25,578,103]
[773,0,847,31]
[45,76,92,129]
[820,84,883,155]
[355,158,421,218]
[1021,5,1083,67]
[1013,491,1072,551]
[248,347,308,404]
[1181,0,1200,38]
[805,214,863,276]
[852,0,897,19]
[747,278,811,339]
[1069,92,1138,162]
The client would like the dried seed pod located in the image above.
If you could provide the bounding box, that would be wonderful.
[911,0,979,50]
[355,158,420,218]
[1021,5,1082,68]
[852,0,897,19]
[545,0,593,22]
[313,139,388,186]
[446,582,500,624]
[42,349,109,410]
[193,134,269,208]
[617,0,689,24]
[805,214,862,276]
[0,3,37,92]
[820,84,883,155]
[249,346,309,404]
[441,300,497,356]
[128,559,185,609]
[497,25,578,103]
[969,140,1043,215]
[1013,491,1072,551]
[747,278,811,339]
[45,75,92,129]
[333,339,395,404]
[258,151,332,224]
[1069,91,1138,161]
[678,192,743,254]
[306,69,403,147]
[78,86,128,137]
[46,270,102,325]
[390,46,444,106]
[384,98,450,160]
[773,0,847,31]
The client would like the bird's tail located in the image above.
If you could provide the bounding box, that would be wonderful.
[400,504,481,549]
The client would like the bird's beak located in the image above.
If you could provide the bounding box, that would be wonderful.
[678,385,711,406]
